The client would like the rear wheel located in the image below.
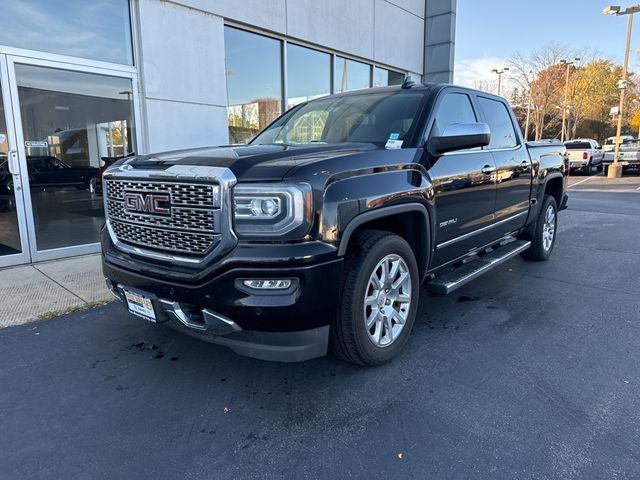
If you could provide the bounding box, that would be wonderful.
[331,230,419,366]
[521,194,558,261]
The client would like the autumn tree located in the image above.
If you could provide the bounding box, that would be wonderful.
[568,60,626,139]
[508,43,571,140]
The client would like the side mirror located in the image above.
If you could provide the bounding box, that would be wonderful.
[428,122,491,156]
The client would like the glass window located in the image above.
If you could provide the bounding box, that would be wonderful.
[287,44,331,108]
[335,57,371,93]
[477,97,518,149]
[432,93,477,137]
[225,27,282,144]
[252,91,425,147]
[0,0,133,65]
[564,141,591,149]
[373,68,405,87]
[15,64,136,251]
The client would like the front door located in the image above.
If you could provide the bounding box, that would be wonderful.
[0,55,30,267]
[426,90,497,266]
[0,56,139,264]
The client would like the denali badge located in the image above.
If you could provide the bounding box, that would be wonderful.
[123,192,171,216]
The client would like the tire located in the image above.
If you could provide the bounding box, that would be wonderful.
[331,230,420,366]
[521,194,558,261]
[603,165,609,176]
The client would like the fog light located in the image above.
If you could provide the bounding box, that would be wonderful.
[242,279,292,290]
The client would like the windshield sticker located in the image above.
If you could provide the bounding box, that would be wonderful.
[386,133,403,149]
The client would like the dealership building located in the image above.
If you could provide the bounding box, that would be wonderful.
[0,0,456,267]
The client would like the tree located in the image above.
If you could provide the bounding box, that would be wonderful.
[571,60,622,138]
[508,43,571,140]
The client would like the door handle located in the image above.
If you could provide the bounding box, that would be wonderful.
[8,150,19,175]
[481,165,496,174]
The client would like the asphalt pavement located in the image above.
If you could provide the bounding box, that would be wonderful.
[1,173,639,480]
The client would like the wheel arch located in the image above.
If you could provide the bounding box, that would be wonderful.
[337,203,432,276]
[543,174,564,206]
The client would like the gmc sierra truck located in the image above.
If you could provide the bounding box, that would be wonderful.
[102,81,568,366]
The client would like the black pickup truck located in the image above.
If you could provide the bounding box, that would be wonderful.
[102,82,568,366]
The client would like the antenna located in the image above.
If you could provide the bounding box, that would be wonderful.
[401,75,416,89]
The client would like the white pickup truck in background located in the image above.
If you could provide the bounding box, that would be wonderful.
[602,137,640,175]
[564,139,603,174]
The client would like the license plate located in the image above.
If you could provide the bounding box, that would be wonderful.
[123,289,156,322]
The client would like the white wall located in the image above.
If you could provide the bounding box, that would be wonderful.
[135,0,454,152]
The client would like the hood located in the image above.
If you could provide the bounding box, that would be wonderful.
[123,143,378,182]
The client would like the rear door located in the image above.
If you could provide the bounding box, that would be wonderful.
[476,95,531,236]
[426,89,497,265]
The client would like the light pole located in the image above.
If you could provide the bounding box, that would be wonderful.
[491,67,509,96]
[524,70,534,141]
[559,58,580,142]
[603,4,640,178]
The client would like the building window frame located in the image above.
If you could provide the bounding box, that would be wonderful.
[223,21,407,116]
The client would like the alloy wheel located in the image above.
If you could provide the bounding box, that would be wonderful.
[542,204,556,252]
[363,254,412,347]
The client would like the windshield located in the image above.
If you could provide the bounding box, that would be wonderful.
[251,91,426,147]
[565,142,591,149]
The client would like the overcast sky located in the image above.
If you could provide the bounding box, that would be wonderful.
[454,0,640,87]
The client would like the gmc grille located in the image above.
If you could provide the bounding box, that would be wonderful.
[105,179,220,256]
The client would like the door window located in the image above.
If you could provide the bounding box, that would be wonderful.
[477,97,518,149]
[15,64,136,251]
[432,93,477,137]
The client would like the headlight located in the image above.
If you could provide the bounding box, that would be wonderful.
[232,183,312,238]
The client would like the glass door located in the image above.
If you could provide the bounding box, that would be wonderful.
[6,57,139,262]
[0,55,30,267]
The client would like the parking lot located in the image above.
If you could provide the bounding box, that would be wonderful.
[1,173,639,480]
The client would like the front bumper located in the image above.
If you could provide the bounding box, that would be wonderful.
[103,236,343,362]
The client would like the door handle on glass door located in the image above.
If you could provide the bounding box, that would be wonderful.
[8,150,19,175]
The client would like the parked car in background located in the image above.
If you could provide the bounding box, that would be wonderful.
[93,153,135,193]
[102,83,568,366]
[0,156,99,193]
[564,139,603,174]
[603,140,640,174]
[603,135,634,152]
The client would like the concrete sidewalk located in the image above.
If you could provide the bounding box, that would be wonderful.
[0,254,111,329]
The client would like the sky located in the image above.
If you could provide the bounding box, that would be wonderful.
[454,0,640,87]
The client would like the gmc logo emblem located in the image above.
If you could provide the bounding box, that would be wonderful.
[123,192,171,216]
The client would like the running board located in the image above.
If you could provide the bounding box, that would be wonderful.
[426,240,531,295]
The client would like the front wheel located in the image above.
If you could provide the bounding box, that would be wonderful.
[521,194,558,261]
[331,230,419,366]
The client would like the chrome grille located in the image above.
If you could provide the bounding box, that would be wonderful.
[105,178,220,256]
[106,180,219,207]
[110,221,217,255]
[106,199,216,233]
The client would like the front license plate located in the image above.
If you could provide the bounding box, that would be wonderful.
[123,289,156,322]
